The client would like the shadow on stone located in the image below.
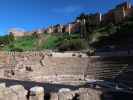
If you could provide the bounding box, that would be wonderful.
[44,93,51,100]
[72,93,80,100]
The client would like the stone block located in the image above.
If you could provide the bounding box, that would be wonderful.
[78,88,102,100]
[58,92,74,100]
[4,88,18,100]
[50,93,58,100]
[0,83,6,88]
[29,86,44,100]
[0,87,18,100]
[9,85,28,100]
[58,88,71,93]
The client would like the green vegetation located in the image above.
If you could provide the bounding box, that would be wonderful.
[91,16,133,49]
[0,33,88,51]
[76,13,133,49]
[2,36,37,51]
[0,13,132,52]
[0,34,15,46]
[38,35,61,50]
[58,38,88,51]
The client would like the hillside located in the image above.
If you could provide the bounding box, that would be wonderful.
[0,1,132,52]
[0,15,133,52]
[91,16,133,50]
[0,33,88,51]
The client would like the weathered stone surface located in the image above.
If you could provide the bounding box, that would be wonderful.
[58,92,74,100]
[9,85,27,100]
[50,93,58,100]
[0,83,6,88]
[0,87,6,100]
[0,70,4,78]
[79,92,92,100]
[0,84,103,100]
[59,88,71,93]
[40,60,46,66]
[0,87,18,100]
[0,52,89,84]
[29,86,44,100]
[78,88,102,100]
[4,88,18,100]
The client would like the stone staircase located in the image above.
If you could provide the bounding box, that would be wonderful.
[86,56,133,87]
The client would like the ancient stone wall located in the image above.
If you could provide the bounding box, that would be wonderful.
[0,52,90,84]
[0,82,103,100]
[0,51,131,84]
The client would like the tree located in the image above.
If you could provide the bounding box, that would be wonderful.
[8,33,15,42]
[58,39,88,51]
[77,13,87,20]
[77,13,88,39]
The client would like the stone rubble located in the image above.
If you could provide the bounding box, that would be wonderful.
[0,83,103,100]
[0,52,90,85]
[0,83,27,100]
[0,52,104,100]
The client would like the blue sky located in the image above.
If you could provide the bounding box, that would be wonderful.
[0,0,132,35]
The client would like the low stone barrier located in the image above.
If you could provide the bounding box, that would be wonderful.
[29,86,44,100]
[48,87,102,100]
[78,88,102,100]
[0,51,89,83]
[58,92,74,100]
[9,85,27,100]
[50,93,58,100]
[0,83,27,100]
[0,83,103,100]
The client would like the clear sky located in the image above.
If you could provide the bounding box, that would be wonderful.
[0,0,132,35]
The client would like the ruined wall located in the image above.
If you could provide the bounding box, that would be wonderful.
[0,52,90,83]
[0,51,131,84]
[0,82,103,100]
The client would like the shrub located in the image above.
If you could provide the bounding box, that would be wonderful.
[8,33,15,42]
[58,39,88,51]
[10,47,24,52]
